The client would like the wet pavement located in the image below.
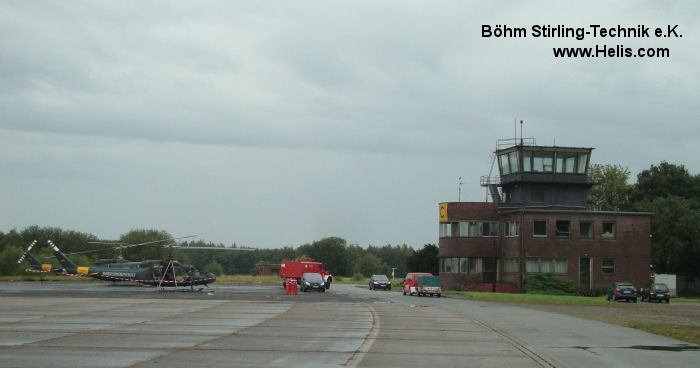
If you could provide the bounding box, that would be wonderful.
[1,282,698,367]
[0,282,543,367]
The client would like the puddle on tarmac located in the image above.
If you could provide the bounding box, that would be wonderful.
[624,345,700,352]
[564,345,699,353]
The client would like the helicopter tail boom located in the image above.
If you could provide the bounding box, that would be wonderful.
[48,240,78,271]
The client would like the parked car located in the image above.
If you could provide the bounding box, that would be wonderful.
[369,274,391,290]
[640,283,671,303]
[300,272,325,292]
[403,272,432,295]
[606,282,637,302]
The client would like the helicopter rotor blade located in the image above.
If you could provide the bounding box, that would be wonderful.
[17,240,37,263]
[164,246,256,251]
[119,235,198,249]
[45,244,128,258]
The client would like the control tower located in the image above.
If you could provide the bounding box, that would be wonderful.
[481,138,594,211]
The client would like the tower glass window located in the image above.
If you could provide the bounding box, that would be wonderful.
[500,154,510,175]
[532,151,554,172]
[509,151,520,173]
[577,153,588,173]
[556,152,577,173]
[523,150,532,171]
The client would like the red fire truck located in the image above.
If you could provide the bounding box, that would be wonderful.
[280,260,333,289]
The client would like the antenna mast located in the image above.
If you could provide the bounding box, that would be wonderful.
[458,176,463,201]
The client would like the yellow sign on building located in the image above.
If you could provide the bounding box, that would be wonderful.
[439,203,448,221]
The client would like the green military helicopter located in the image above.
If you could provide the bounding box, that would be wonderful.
[19,238,253,288]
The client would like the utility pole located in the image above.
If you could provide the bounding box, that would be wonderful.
[458,176,463,201]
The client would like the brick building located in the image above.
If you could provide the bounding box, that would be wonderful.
[257,263,281,277]
[439,139,651,292]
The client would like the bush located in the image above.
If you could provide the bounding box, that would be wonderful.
[204,261,224,276]
[0,246,24,276]
[351,272,364,282]
[524,273,578,295]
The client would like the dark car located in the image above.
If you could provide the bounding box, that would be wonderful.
[300,272,325,292]
[369,274,391,290]
[641,283,671,303]
[606,282,637,302]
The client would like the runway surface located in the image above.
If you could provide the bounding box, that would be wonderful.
[0,282,697,367]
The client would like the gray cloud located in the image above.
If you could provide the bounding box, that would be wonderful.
[1,1,698,247]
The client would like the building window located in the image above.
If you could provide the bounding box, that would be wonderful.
[482,222,499,237]
[447,258,460,273]
[579,221,593,238]
[602,222,616,239]
[523,150,532,171]
[526,258,568,274]
[556,220,570,237]
[532,151,554,172]
[441,257,479,273]
[457,222,466,237]
[460,257,477,273]
[533,220,548,237]
[503,189,512,203]
[504,258,519,273]
[602,259,615,275]
[531,189,545,203]
[439,222,452,237]
[509,151,520,173]
[504,221,520,236]
[526,258,539,272]
[468,222,478,236]
[500,154,510,175]
[577,153,588,174]
[457,221,479,237]
[556,152,577,174]
[554,259,568,273]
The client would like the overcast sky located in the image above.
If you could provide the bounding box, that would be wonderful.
[1,1,698,248]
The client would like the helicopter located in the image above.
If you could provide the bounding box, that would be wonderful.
[19,238,254,289]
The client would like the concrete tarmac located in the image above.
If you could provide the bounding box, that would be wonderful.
[0,282,698,367]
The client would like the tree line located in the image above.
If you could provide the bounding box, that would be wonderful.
[0,226,437,278]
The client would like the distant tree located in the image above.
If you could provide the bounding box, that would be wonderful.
[588,164,632,211]
[345,243,365,272]
[118,229,172,261]
[630,162,700,277]
[0,229,23,253]
[0,226,98,257]
[367,244,414,277]
[630,161,699,206]
[295,237,349,276]
[405,244,439,276]
[355,254,383,277]
[0,245,24,275]
[204,261,224,276]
